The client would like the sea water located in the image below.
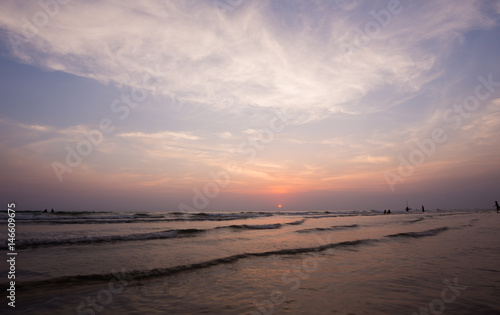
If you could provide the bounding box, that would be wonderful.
[1,209,499,314]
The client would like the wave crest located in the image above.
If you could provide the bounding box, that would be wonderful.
[386,227,449,238]
[296,224,359,233]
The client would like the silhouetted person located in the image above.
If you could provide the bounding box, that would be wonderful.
[405,206,409,212]
[387,209,391,214]
[51,208,54,213]
[384,210,387,214]
[422,205,425,212]
[43,209,47,213]
[495,201,499,213]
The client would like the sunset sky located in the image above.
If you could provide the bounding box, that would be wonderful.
[1,0,500,212]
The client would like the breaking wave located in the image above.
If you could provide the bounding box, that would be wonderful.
[386,227,449,238]
[4,228,206,249]
[296,224,359,233]
[4,219,307,249]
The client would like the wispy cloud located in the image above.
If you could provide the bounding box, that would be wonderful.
[119,130,200,141]
[349,155,391,164]
[0,0,495,122]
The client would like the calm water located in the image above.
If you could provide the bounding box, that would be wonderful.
[1,209,499,314]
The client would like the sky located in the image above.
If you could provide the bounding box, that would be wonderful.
[1,0,500,212]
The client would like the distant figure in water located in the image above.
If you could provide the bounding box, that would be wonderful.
[43,209,47,213]
[495,201,499,213]
[384,210,387,214]
[405,206,409,212]
[51,208,54,213]
[422,205,425,212]
[387,210,391,214]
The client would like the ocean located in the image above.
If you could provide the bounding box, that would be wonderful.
[1,209,500,314]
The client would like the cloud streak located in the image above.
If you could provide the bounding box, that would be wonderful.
[1,0,495,121]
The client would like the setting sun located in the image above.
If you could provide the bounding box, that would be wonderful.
[278,204,282,208]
